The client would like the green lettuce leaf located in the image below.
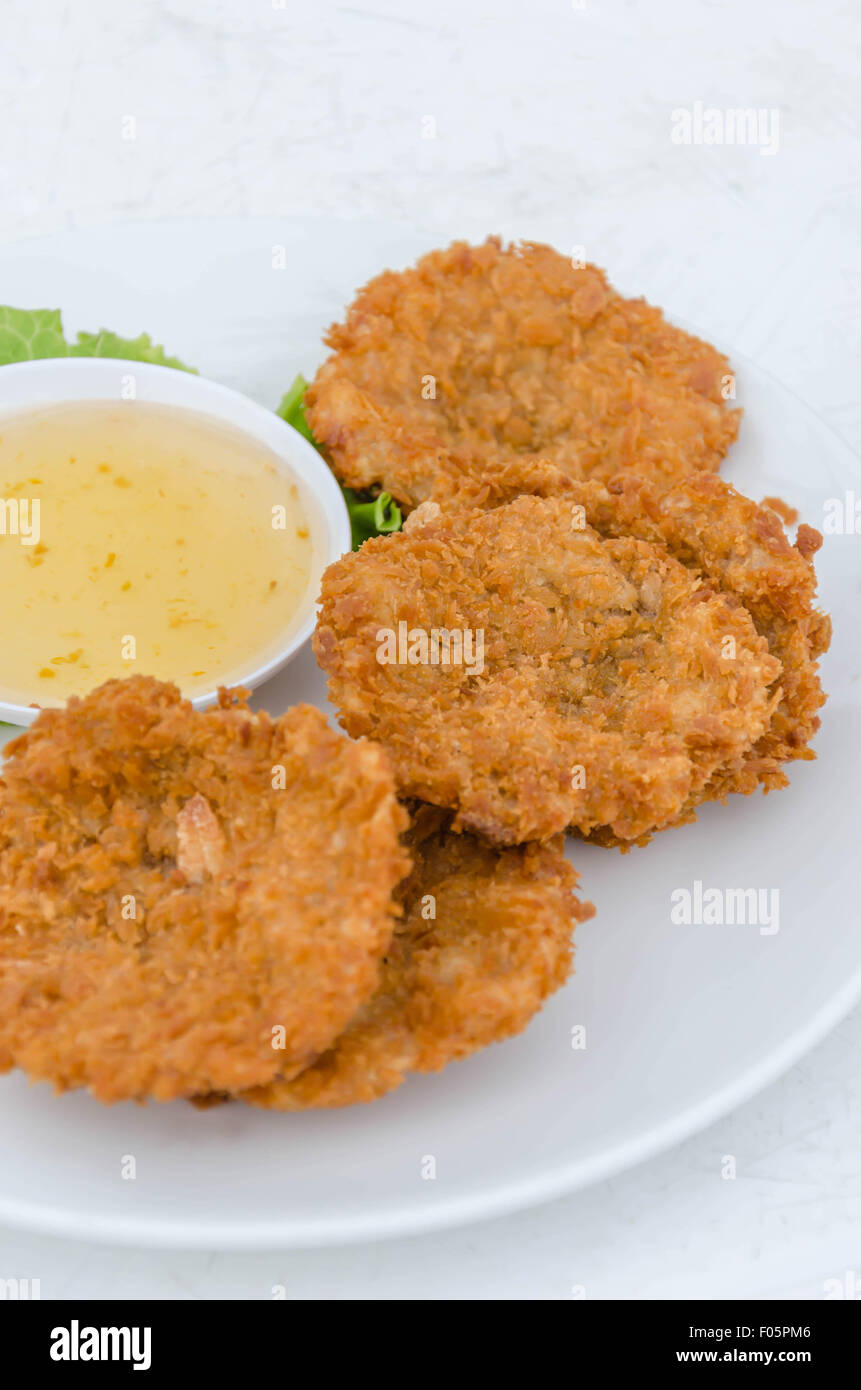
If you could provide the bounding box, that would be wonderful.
[275,373,316,443]
[342,488,402,549]
[0,305,196,372]
[0,307,68,363]
[69,329,196,372]
[277,375,402,548]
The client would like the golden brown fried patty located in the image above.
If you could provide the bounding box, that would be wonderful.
[306,237,739,510]
[424,464,832,810]
[555,472,832,808]
[314,489,789,846]
[0,677,409,1102]
[245,807,593,1110]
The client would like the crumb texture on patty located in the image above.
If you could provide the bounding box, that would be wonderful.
[314,485,802,845]
[0,676,409,1102]
[246,806,593,1109]
[306,237,740,509]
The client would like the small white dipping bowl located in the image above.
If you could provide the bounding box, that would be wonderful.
[0,357,351,725]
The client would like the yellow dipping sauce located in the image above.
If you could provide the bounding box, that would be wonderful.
[0,400,314,707]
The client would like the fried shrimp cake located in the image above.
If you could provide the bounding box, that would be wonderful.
[313,495,782,846]
[0,677,409,1102]
[402,470,831,842]
[554,471,831,808]
[245,807,593,1109]
[306,237,739,510]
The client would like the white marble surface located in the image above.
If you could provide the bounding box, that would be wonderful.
[1,0,860,1300]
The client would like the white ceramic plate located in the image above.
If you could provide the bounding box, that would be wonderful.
[0,219,858,1249]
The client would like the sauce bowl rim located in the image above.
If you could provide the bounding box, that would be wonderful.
[0,356,352,724]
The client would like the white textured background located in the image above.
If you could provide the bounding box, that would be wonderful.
[1,0,860,1300]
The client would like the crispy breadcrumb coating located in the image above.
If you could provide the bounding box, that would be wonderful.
[306,238,739,510]
[555,472,831,810]
[0,677,409,1102]
[386,470,831,843]
[245,806,593,1109]
[313,491,787,845]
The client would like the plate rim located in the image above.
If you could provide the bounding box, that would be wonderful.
[1,954,860,1250]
